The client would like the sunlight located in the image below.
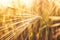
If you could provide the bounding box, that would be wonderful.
[20,0,34,8]
[0,0,13,7]
[54,0,60,7]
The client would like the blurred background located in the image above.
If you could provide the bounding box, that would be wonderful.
[0,0,60,40]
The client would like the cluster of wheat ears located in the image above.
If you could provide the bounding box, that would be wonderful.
[0,0,60,40]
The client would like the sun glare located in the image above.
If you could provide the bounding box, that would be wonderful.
[0,0,13,7]
[20,0,34,8]
[54,0,60,7]
[0,0,35,8]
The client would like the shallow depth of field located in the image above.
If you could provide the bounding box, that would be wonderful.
[0,0,60,40]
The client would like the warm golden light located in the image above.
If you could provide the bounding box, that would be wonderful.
[0,0,60,40]
[0,0,13,7]
[0,0,35,8]
[54,0,60,7]
[20,0,34,8]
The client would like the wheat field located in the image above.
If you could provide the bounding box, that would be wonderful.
[0,0,60,40]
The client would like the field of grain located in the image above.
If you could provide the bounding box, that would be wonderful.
[0,0,60,40]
